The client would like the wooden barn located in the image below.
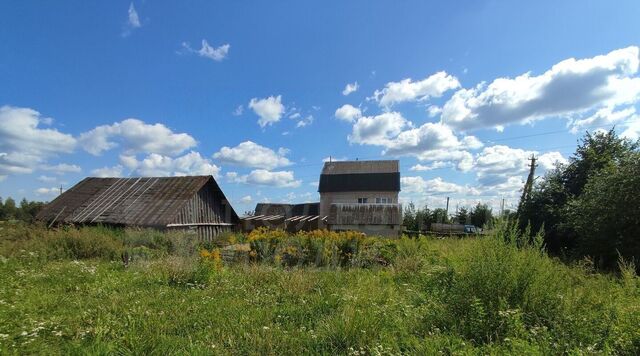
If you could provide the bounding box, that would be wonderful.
[36,176,239,241]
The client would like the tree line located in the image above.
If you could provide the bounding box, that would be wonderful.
[403,202,495,231]
[0,197,46,222]
[518,129,639,271]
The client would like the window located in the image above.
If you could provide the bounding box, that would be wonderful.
[375,197,390,204]
[357,198,368,204]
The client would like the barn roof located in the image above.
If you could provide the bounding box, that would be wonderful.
[36,175,237,227]
[318,160,400,193]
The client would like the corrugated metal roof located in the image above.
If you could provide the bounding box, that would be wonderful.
[36,176,237,227]
[321,160,399,175]
[318,172,400,193]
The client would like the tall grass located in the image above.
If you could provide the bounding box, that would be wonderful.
[0,222,638,354]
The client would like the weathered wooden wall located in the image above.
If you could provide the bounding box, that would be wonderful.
[169,182,236,241]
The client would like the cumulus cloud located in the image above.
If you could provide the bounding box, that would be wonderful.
[410,162,451,171]
[348,112,481,171]
[182,40,230,61]
[621,117,640,140]
[342,82,359,96]
[335,104,362,123]
[349,112,411,145]
[35,187,61,197]
[0,106,76,178]
[240,195,253,204]
[401,176,477,195]
[372,71,460,107]
[248,95,285,127]
[569,107,636,133]
[232,105,244,116]
[474,145,566,187]
[538,151,569,170]
[79,118,197,156]
[226,169,301,188]
[213,141,292,170]
[442,46,640,130]
[123,151,220,177]
[91,165,124,178]
[41,163,82,175]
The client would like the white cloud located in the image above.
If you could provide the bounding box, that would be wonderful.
[372,71,460,107]
[124,151,220,177]
[0,106,76,178]
[349,112,411,145]
[79,118,197,156]
[335,104,362,123]
[570,107,636,133]
[322,156,347,162]
[401,176,474,195]
[240,195,253,204]
[37,175,57,183]
[473,145,566,187]
[41,163,82,175]
[621,116,640,140]
[410,162,451,171]
[296,115,314,128]
[127,3,141,28]
[383,122,482,156]
[442,46,640,130]
[213,141,292,170]
[35,187,61,197]
[249,95,285,127]
[227,169,301,188]
[182,40,230,62]
[91,165,124,178]
[342,82,359,96]
[427,105,442,117]
[538,151,569,170]
[232,105,244,116]
[122,3,142,37]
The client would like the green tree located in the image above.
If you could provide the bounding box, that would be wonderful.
[454,207,469,224]
[431,208,449,224]
[470,203,492,228]
[570,152,640,270]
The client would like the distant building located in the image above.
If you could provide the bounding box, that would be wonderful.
[36,176,238,241]
[319,160,402,237]
[240,202,323,233]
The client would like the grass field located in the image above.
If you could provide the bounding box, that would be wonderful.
[1,223,639,355]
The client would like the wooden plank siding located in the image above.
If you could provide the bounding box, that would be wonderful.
[168,181,237,241]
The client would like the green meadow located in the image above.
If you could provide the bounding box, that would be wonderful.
[1,224,639,355]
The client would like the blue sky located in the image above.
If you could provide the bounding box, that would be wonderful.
[1,0,639,214]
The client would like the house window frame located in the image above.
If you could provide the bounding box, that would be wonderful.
[357,198,368,204]
[375,197,390,204]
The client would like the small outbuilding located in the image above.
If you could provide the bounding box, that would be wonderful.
[36,176,238,241]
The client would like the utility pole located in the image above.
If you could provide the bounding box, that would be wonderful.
[517,155,537,213]
[500,198,505,217]
[445,196,450,223]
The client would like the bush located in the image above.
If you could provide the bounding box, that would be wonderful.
[247,228,395,268]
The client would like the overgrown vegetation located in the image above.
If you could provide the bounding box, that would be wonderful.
[403,202,494,231]
[0,197,45,223]
[1,223,639,354]
[519,129,640,271]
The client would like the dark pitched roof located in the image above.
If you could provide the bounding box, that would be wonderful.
[36,176,237,227]
[321,160,399,175]
[318,160,400,193]
[318,172,400,193]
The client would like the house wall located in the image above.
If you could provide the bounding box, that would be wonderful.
[169,182,236,241]
[319,191,399,217]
